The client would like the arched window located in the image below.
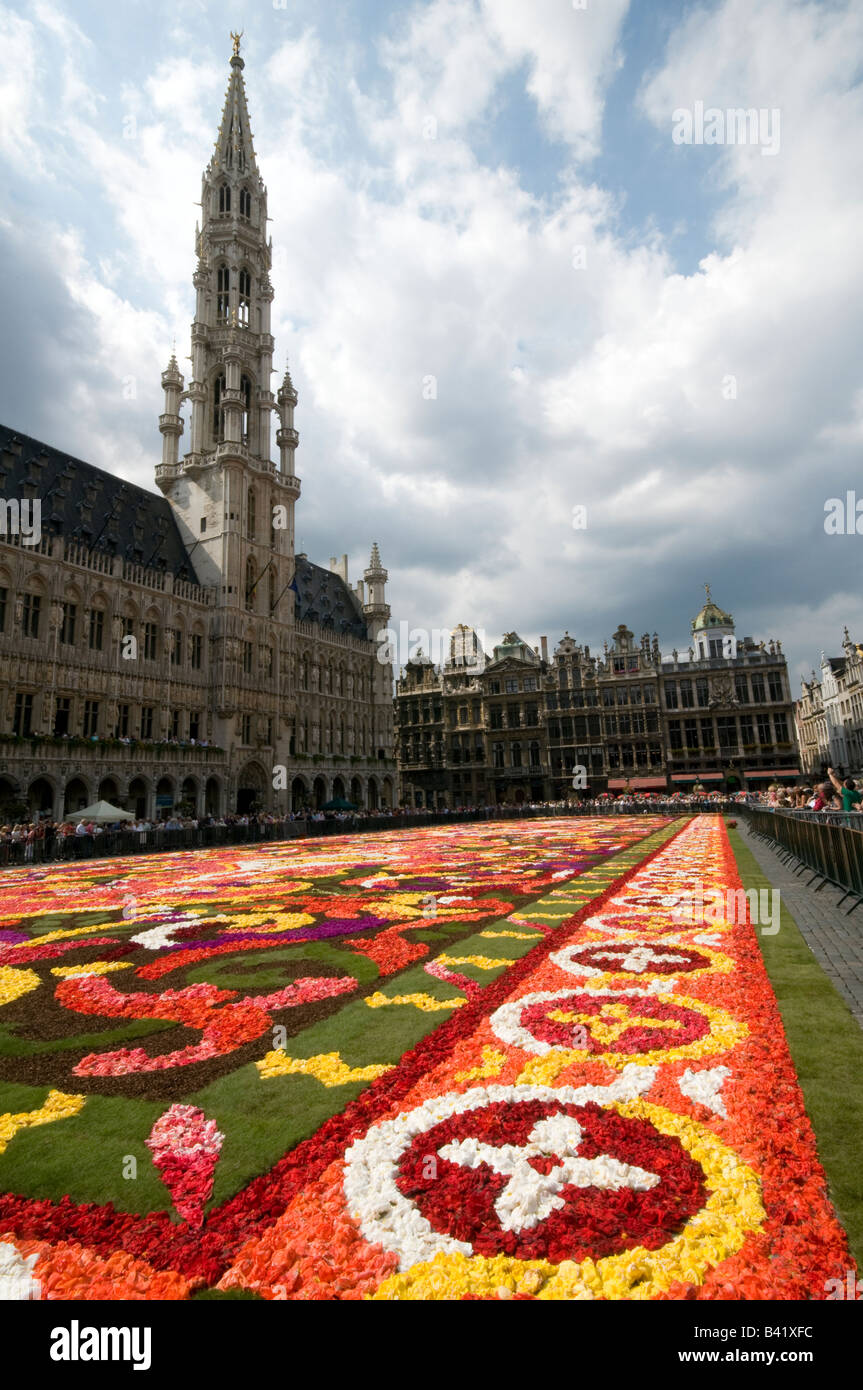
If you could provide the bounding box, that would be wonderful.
[245,557,256,612]
[512,742,523,768]
[217,265,230,322]
[238,268,251,327]
[247,488,256,540]
[241,375,252,444]
[239,187,251,220]
[212,373,226,442]
[219,184,231,214]
[529,740,541,768]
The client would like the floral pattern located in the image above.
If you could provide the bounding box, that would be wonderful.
[0,816,854,1299]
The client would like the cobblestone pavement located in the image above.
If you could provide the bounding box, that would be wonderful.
[737,819,863,1029]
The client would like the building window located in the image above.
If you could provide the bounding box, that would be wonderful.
[247,489,256,540]
[22,592,41,639]
[668,721,682,751]
[243,641,253,674]
[709,638,723,658]
[239,186,251,219]
[88,607,104,651]
[241,375,251,442]
[241,714,252,744]
[757,714,772,745]
[143,622,158,661]
[489,681,501,695]
[117,704,130,737]
[239,269,251,327]
[492,741,505,769]
[717,716,737,751]
[505,679,519,693]
[189,712,200,741]
[83,699,100,737]
[60,602,77,645]
[523,676,537,692]
[0,587,6,632]
[774,713,790,743]
[141,706,154,740]
[216,266,230,321]
[189,633,203,669]
[512,742,522,767]
[685,719,699,750]
[13,693,33,735]
[213,372,226,439]
[525,703,539,726]
[740,714,754,746]
[171,709,180,738]
[679,679,694,709]
[245,558,255,612]
[643,685,656,704]
[616,686,629,706]
[54,696,71,736]
[219,184,231,214]
[734,674,749,704]
[200,517,207,534]
[529,740,541,768]
[751,673,766,703]
[490,706,503,730]
[768,672,784,702]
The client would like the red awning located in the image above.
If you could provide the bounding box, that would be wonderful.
[671,772,723,782]
[744,768,800,777]
[607,777,668,789]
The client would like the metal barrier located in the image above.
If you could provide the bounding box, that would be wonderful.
[739,805,863,911]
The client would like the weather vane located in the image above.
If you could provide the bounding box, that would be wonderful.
[230,30,243,57]
[704,582,712,602]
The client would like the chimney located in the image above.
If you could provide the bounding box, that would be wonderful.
[540,635,549,662]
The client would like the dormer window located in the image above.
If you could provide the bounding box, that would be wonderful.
[239,187,251,220]
[219,184,231,214]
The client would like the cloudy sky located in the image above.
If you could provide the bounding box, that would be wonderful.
[1,0,862,687]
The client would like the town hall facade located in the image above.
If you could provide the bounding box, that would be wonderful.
[0,42,396,821]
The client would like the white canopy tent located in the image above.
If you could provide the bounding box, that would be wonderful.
[67,801,136,824]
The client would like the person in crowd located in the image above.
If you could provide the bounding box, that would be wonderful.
[826,767,862,813]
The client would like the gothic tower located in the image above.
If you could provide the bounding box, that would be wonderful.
[156,38,300,610]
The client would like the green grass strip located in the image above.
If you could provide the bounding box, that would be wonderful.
[727,826,863,1266]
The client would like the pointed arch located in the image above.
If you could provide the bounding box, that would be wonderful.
[219,184,231,214]
[239,186,252,220]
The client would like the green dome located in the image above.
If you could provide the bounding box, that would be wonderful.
[691,595,733,632]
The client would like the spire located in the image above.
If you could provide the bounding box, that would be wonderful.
[208,36,260,182]
[369,541,382,570]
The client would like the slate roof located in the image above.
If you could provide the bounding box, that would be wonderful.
[293,554,369,639]
[0,425,371,637]
[0,424,202,582]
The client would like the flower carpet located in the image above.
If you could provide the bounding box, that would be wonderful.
[0,814,853,1299]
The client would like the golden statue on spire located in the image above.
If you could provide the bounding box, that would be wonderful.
[230,30,243,57]
[704,582,712,603]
